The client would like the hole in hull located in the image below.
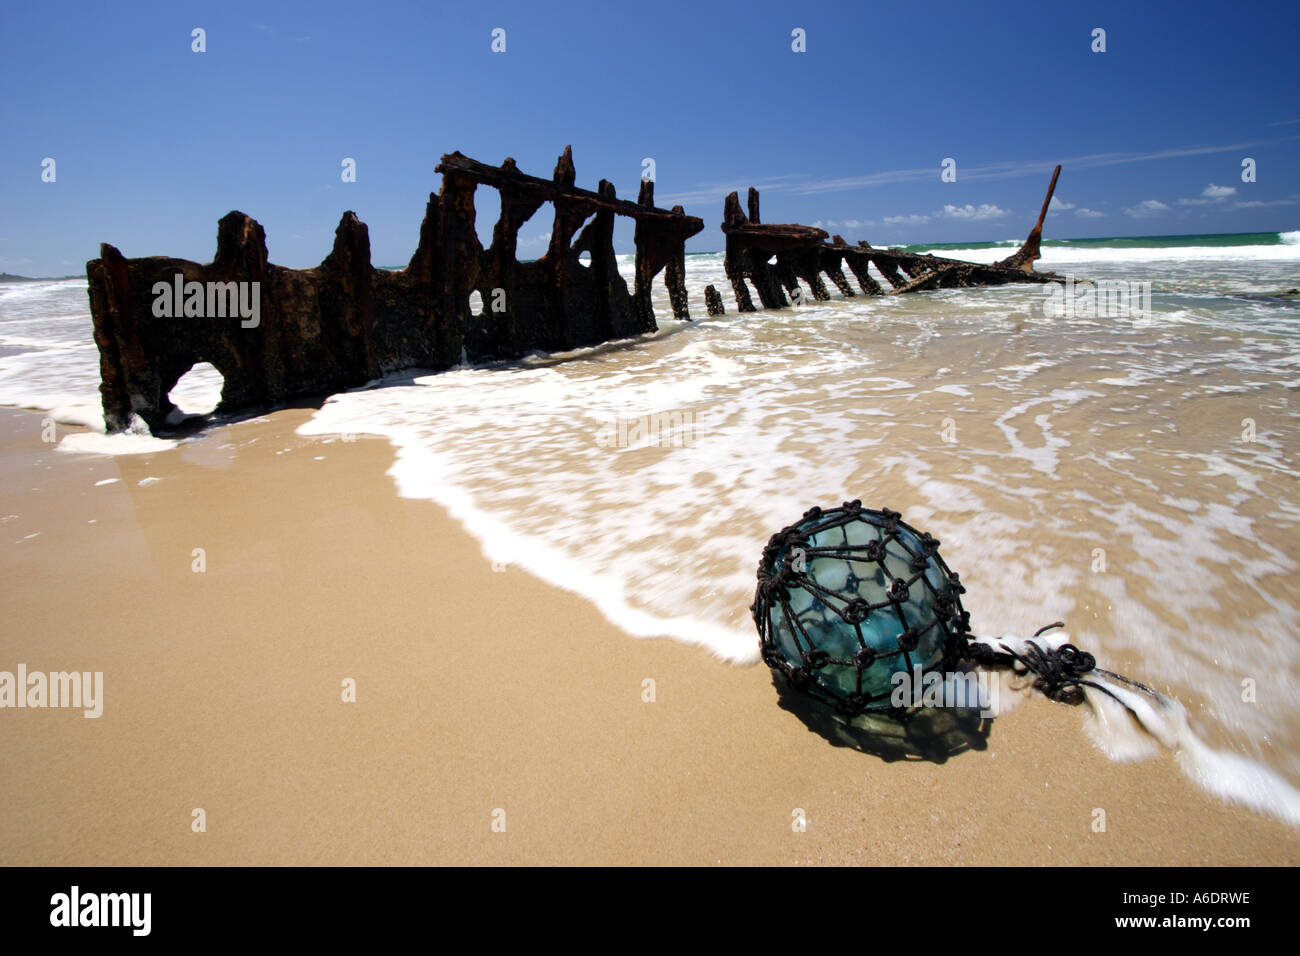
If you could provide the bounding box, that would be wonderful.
[167,362,223,424]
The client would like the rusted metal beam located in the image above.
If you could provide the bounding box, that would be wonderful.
[704,285,726,316]
[995,164,1061,274]
[436,150,703,232]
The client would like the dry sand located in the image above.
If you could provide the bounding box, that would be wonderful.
[1,405,1296,865]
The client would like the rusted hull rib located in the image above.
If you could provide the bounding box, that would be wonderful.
[715,166,1068,313]
[86,147,703,434]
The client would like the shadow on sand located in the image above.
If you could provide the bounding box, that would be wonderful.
[770,671,993,764]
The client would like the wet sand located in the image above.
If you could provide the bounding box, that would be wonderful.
[1,405,1296,865]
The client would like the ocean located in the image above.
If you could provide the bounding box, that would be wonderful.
[3,231,1299,825]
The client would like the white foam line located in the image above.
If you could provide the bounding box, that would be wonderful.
[299,414,759,663]
[1094,676,1300,827]
[913,243,1300,265]
[977,633,1300,825]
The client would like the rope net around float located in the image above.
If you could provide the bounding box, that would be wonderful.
[751,501,1159,718]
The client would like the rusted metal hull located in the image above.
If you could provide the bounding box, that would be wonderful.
[86,148,702,434]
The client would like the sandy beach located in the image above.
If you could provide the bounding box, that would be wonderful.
[1,405,1296,866]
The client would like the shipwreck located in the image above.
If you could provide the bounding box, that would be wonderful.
[86,152,1066,434]
[708,165,1065,313]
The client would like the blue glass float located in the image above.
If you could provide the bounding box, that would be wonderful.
[751,501,972,715]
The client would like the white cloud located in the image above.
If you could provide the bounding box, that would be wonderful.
[659,134,1300,205]
[1125,200,1169,218]
[940,203,1010,221]
[1075,208,1106,218]
[657,174,811,207]
[781,136,1300,196]
[1235,198,1300,208]
[880,202,1009,227]
[811,218,872,230]
[1177,183,1240,206]
[517,231,553,249]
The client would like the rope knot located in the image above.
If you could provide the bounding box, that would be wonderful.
[842,598,870,624]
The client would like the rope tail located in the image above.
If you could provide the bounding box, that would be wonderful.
[967,621,1163,719]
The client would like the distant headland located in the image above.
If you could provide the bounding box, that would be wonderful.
[0,273,80,283]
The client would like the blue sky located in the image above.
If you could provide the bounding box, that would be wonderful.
[2,0,1297,276]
